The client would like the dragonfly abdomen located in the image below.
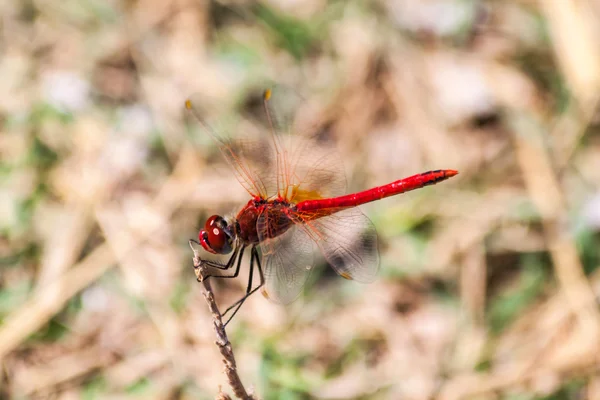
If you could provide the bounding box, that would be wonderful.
[296,170,458,213]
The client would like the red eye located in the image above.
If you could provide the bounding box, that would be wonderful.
[200,215,233,255]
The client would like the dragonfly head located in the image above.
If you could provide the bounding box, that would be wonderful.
[199,215,234,255]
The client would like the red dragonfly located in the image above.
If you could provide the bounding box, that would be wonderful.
[186,87,457,326]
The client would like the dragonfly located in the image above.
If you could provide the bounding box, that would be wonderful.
[186,87,457,326]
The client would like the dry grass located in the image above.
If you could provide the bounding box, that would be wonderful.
[2,0,600,399]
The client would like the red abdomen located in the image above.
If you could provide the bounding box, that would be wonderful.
[296,170,457,213]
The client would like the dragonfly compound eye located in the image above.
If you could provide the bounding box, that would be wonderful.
[202,215,233,254]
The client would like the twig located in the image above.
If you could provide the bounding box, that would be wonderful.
[189,242,256,400]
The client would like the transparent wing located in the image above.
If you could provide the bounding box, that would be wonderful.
[261,86,347,201]
[186,94,276,198]
[186,87,347,201]
[257,211,316,304]
[302,207,380,283]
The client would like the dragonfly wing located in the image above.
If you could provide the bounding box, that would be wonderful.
[186,94,276,198]
[262,86,347,201]
[187,88,348,201]
[218,137,276,198]
[257,212,316,304]
[304,207,380,283]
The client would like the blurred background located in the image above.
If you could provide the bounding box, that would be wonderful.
[2,0,600,399]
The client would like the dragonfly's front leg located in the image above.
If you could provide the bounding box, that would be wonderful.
[189,240,244,281]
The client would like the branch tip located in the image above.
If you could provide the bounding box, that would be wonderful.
[190,240,256,399]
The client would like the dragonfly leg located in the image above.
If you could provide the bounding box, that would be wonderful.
[223,246,265,327]
[190,238,240,270]
[202,245,246,281]
[189,238,245,281]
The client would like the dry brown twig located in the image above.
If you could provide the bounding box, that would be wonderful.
[189,241,257,400]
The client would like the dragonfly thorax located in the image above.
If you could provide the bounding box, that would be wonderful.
[235,198,295,245]
[199,215,235,254]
